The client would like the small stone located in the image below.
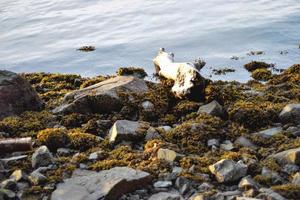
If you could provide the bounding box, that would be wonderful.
[198,182,213,192]
[29,171,47,185]
[234,136,257,149]
[261,167,283,185]
[255,127,283,138]
[0,189,16,200]
[10,170,27,182]
[157,148,183,162]
[207,139,220,147]
[292,172,300,185]
[32,146,54,168]
[279,104,300,124]
[159,126,172,132]
[175,177,190,195]
[238,176,259,191]
[153,181,172,188]
[0,155,28,163]
[257,188,287,200]
[214,190,242,200]
[0,179,16,190]
[56,148,74,157]
[268,147,300,165]
[282,164,299,175]
[148,192,182,200]
[142,101,154,111]
[88,150,106,161]
[145,127,161,141]
[220,140,234,151]
[189,193,208,200]
[209,159,247,183]
[197,100,225,118]
[236,197,261,200]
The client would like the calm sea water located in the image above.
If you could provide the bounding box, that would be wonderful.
[1,0,300,82]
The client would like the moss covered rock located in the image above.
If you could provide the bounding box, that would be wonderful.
[37,128,69,152]
[251,68,272,81]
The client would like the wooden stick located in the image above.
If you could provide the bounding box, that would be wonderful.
[0,137,32,154]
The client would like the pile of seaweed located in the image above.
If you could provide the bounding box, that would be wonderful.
[0,63,299,199]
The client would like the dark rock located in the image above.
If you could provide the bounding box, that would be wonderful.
[209,159,247,183]
[282,164,299,175]
[53,76,149,114]
[0,179,16,190]
[32,146,54,168]
[0,70,44,119]
[0,189,16,200]
[197,100,225,118]
[51,167,152,200]
[145,127,161,141]
[279,104,300,124]
[261,167,284,185]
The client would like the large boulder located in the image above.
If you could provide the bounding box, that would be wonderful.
[209,159,247,183]
[51,167,152,200]
[53,76,149,114]
[279,104,300,124]
[108,120,149,144]
[0,70,43,119]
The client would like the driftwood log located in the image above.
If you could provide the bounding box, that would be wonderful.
[153,48,207,100]
[0,137,32,154]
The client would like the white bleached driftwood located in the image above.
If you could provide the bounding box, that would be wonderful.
[153,48,206,99]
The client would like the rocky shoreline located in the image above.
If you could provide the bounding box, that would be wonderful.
[0,62,299,200]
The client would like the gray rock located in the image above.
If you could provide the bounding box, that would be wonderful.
[220,140,234,151]
[32,146,54,168]
[238,176,259,191]
[159,126,172,132]
[29,171,47,185]
[268,147,300,165]
[279,104,300,124]
[148,192,182,200]
[198,182,214,192]
[234,136,257,149]
[282,164,299,175]
[189,194,208,200]
[0,155,28,164]
[51,167,152,200]
[145,127,161,141]
[214,190,242,200]
[53,76,148,114]
[209,159,247,183]
[207,139,220,147]
[88,150,106,161]
[141,101,154,111]
[0,70,44,119]
[197,100,225,118]
[236,198,261,200]
[257,188,287,200]
[0,179,16,190]
[175,177,190,195]
[292,172,300,185]
[108,120,148,144]
[56,148,74,157]
[255,127,283,138]
[261,167,283,185]
[157,148,184,162]
[153,181,172,188]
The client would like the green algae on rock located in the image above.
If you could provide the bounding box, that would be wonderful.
[251,68,272,81]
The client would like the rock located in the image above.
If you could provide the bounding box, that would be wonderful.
[220,140,234,151]
[108,120,148,144]
[145,127,161,141]
[197,100,225,118]
[0,155,28,164]
[32,146,54,168]
[238,176,259,191]
[268,147,300,165]
[209,159,247,183]
[0,179,16,190]
[53,76,149,114]
[234,136,257,149]
[51,167,152,200]
[198,182,213,192]
[292,172,300,185]
[236,198,261,200]
[279,104,300,124]
[157,148,183,162]
[282,164,299,175]
[29,171,47,185]
[0,189,16,200]
[175,177,190,195]
[207,139,220,147]
[88,150,106,161]
[261,167,283,185]
[56,148,74,157]
[153,181,172,188]
[257,188,287,200]
[159,126,172,132]
[214,190,242,200]
[10,170,27,182]
[255,127,283,138]
[148,192,182,200]
[189,194,208,200]
[141,101,155,112]
[0,70,44,119]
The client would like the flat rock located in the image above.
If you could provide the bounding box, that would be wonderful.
[51,167,152,200]
[0,70,43,119]
[153,181,172,188]
[53,76,148,114]
[148,192,182,200]
[209,159,247,183]
[279,104,300,124]
[197,100,225,118]
[268,147,300,165]
[255,127,283,138]
[108,120,148,144]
